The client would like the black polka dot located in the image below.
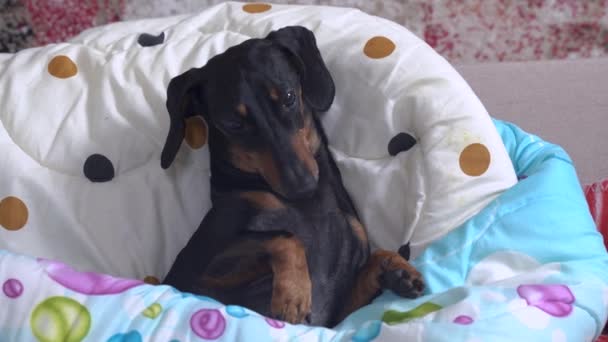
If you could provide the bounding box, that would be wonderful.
[83,154,115,182]
[398,243,411,261]
[388,132,417,156]
[137,32,165,47]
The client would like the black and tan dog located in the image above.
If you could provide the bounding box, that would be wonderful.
[161,26,424,327]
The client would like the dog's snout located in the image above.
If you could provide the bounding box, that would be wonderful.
[278,142,319,199]
[283,163,318,199]
[293,130,319,180]
[258,131,319,200]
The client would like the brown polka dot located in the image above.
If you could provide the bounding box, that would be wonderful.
[143,276,160,285]
[0,196,29,231]
[48,55,78,79]
[185,117,208,149]
[459,143,491,176]
[243,3,272,13]
[363,36,396,59]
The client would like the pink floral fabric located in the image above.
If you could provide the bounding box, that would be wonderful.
[418,0,608,62]
[24,0,124,46]
[12,0,608,63]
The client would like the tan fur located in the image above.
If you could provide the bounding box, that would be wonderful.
[229,145,258,173]
[229,146,284,195]
[292,130,319,179]
[265,236,312,324]
[236,103,248,117]
[338,250,423,322]
[347,215,368,246]
[256,151,284,195]
[269,87,280,101]
[302,110,321,155]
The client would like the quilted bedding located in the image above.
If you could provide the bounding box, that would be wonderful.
[0,2,606,341]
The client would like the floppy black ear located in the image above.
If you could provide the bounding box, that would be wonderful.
[266,26,335,112]
[161,67,206,169]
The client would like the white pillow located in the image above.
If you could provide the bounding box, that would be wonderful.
[0,1,516,280]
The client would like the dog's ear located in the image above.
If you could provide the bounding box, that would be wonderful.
[266,26,335,112]
[161,67,206,169]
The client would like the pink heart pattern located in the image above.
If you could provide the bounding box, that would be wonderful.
[517,284,575,317]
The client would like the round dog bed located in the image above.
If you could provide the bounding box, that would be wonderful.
[0,1,515,278]
[0,2,605,341]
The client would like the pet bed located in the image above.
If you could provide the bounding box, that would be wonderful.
[0,2,606,341]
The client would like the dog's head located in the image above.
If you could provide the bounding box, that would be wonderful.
[161,26,335,200]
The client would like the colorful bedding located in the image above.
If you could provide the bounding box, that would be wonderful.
[0,120,606,341]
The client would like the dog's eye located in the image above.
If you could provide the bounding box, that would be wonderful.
[284,90,296,108]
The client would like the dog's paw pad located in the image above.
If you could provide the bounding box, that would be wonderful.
[380,268,424,299]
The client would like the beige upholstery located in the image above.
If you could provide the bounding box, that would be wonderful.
[456,58,608,185]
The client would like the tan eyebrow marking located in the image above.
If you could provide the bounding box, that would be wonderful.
[236,103,247,117]
[269,87,280,101]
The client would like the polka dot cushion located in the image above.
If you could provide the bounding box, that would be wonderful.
[0,1,516,280]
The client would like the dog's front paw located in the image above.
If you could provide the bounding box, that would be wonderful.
[380,268,424,299]
[271,276,312,324]
[375,251,425,299]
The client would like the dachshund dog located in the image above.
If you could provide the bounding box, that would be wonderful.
[161,26,424,327]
